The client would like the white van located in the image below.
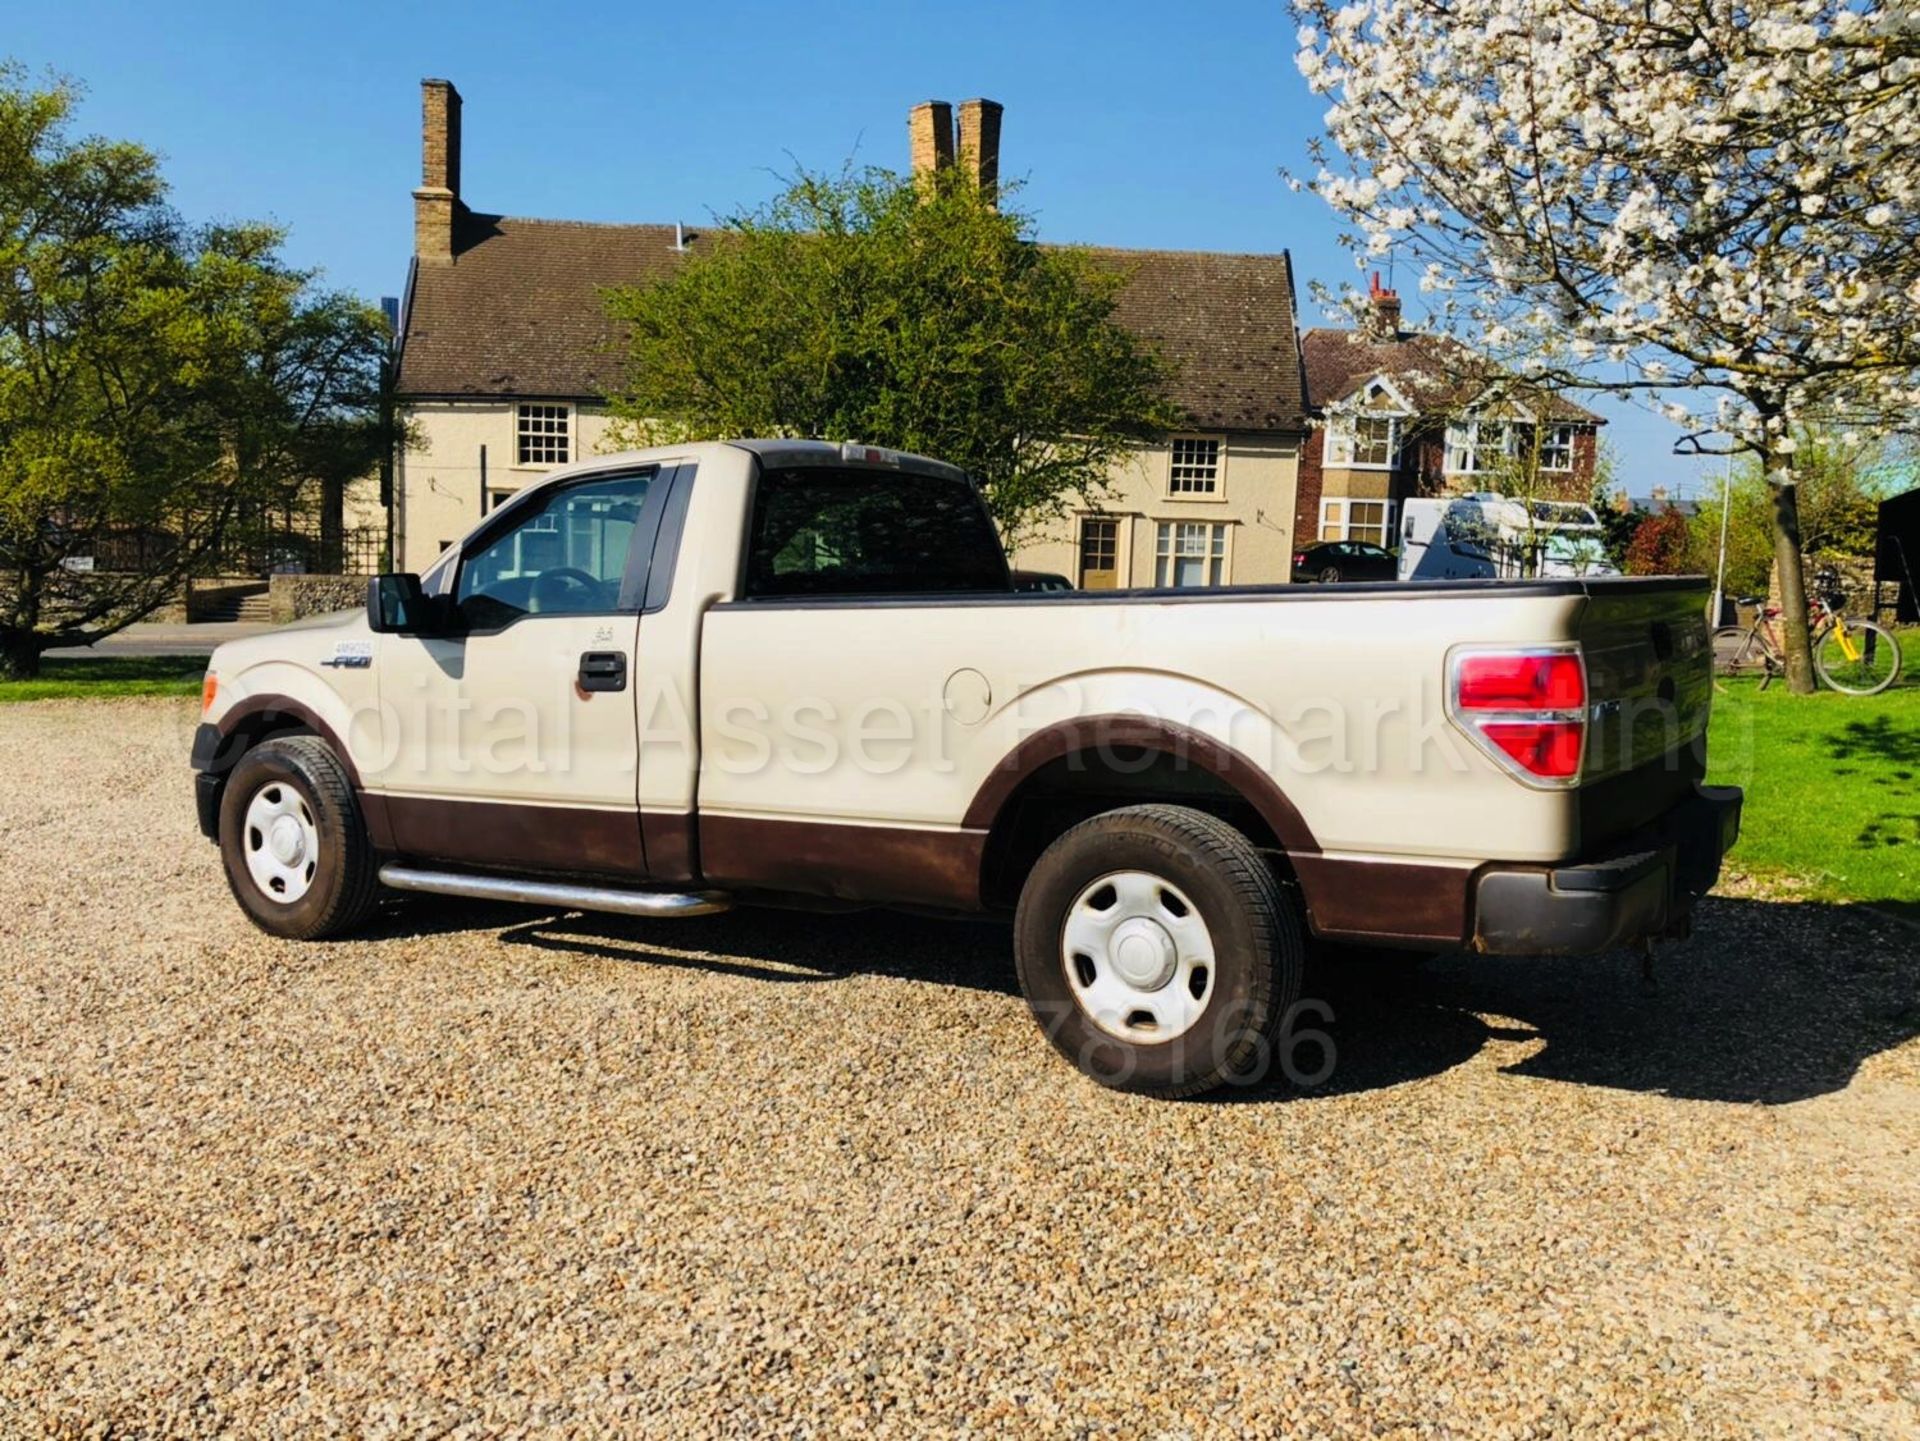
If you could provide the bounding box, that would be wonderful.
[1399,493,1619,582]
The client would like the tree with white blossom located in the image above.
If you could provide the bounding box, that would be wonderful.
[1293,0,1920,691]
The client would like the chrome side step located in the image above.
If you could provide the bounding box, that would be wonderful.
[378,865,733,918]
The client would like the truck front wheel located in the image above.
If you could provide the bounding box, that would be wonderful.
[1013,804,1304,1097]
[218,736,380,940]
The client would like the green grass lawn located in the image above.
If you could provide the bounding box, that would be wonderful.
[0,655,206,703]
[1706,628,1919,919]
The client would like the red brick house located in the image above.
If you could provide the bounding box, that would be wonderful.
[1293,278,1605,548]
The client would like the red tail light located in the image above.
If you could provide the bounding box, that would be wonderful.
[1449,647,1588,786]
[1293,552,1307,567]
[1456,652,1586,711]
[1477,721,1585,779]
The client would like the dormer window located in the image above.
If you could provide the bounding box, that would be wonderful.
[1324,378,1410,470]
[1327,414,1401,469]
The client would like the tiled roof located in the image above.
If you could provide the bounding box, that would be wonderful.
[1085,247,1306,431]
[397,213,693,401]
[396,213,1308,432]
[1301,327,1603,423]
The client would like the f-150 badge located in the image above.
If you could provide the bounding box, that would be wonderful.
[321,641,374,669]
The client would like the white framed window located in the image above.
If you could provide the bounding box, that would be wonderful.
[1168,437,1222,495]
[1325,413,1402,470]
[1320,498,1396,546]
[1540,424,1575,472]
[1445,418,1514,475]
[1154,521,1228,587]
[515,403,571,466]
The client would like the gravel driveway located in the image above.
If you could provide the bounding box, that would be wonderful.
[2,700,1915,1436]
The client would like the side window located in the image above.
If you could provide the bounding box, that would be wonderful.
[744,467,1009,598]
[455,471,651,627]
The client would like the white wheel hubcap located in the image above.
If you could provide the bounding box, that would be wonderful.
[243,782,321,903]
[1062,871,1215,1042]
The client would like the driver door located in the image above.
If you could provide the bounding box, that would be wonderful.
[372,467,660,877]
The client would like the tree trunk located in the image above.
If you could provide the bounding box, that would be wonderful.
[0,627,42,680]
[1766,446,1817,695]
[3,564,46,679]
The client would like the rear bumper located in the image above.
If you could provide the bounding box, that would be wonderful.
[1471,783,1743,955]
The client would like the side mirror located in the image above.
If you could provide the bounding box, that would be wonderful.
[367,573,448,635]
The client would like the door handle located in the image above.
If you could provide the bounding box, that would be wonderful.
[578,651,627,693]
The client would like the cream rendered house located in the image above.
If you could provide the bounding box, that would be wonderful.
[390,81,1308,582]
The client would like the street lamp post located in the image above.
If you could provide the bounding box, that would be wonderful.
[1710,451,1734,625]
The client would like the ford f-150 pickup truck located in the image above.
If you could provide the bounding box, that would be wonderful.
[192,439,1741,1095]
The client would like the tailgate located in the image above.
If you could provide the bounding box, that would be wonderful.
[1576,579,1714,847]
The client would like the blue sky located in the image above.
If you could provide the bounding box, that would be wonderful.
[13,0,1711,496]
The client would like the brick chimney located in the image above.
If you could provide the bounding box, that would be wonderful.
[908,101,954,181]
[957,98,1003,205]
[414,78,463,263]
[1366,271,1402,338]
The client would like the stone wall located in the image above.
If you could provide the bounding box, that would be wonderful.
[269,575,366,625]
[1759,553,1891,623]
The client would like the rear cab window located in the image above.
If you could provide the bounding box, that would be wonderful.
[743,466,1011,599]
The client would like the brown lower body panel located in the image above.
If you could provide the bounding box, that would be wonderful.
[699,813,986,911]
[1291,855,1474,947]
[641,810,698,885]
[369,793,1461,940]
[379,794,647,878]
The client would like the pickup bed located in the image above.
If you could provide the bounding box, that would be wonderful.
[192,439,1741,1095]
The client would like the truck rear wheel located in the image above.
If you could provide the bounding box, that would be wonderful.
[1013,804,1304,1097]
[218,736,379,940]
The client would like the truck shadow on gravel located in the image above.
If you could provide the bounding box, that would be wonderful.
[372,893,1917,1107]
[364,896,1024,996]
[1275,895,1918,1105]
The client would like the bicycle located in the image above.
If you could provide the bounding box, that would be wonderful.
[1711,568,1904,695]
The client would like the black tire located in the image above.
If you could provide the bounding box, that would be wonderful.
[219,735,380,940]
[1318,565,1342,584]
[1013,804,1304,1098]
[1812,617,1903,696]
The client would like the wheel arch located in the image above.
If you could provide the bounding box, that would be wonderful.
[204,696,389,848]
[965,716,1320,909]
[212,696,358,780]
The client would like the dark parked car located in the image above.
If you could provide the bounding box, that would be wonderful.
[1011,569,1074,593]
[1291,541,1397,584]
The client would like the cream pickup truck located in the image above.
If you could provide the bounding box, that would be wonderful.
[192,440,1741,1095]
